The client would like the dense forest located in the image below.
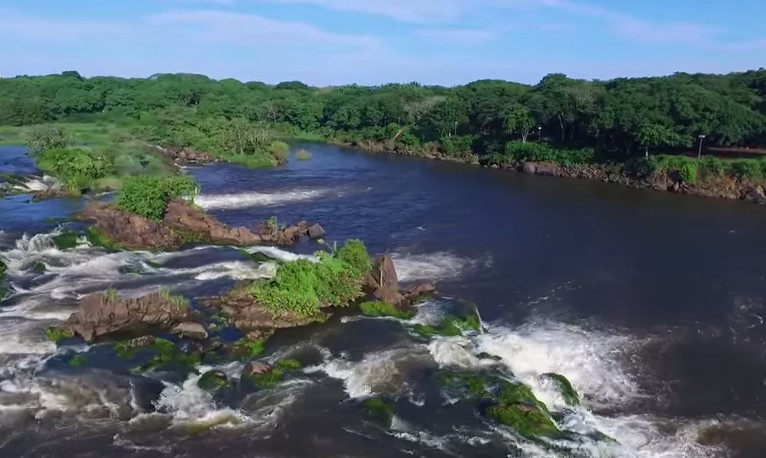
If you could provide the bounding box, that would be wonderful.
[2,69,766,162]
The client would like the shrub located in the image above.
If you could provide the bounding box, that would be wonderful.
[27,126,71,153]
[225,153,276,169]
[116,174,198,221]
[731,160,762,180]
[497,141,594,167]
[335,239,371,275]
[35,148,115,193]
[296,149,312,161]
[701,156,727,178]
[250,240,370,316]
[269,141,290,165]
[678,161,698,185]
[440,135,476,158]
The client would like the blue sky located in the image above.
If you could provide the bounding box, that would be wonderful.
[2,0,765,85]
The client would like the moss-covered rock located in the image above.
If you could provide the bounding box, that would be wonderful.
[68,353,86,367]
[0,259,10,300]
[274,358,302,371]
[86,225,123,250]
[540,373,580,407]
[477,352,502,361]
[359,301,415,320]
[131,337,201,373]
[438,371,560,441]
[362,397,395,427]
[52,231,79,250]
[30,261,47,273]
[230,338,265,359]
[197,370,228,391]
[45,326,75,343]
[411,310,481,339]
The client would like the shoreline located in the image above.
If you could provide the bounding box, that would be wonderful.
[333,139,766,206]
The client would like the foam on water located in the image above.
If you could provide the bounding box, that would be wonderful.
[245,246,317,263]
[196,189,331,210]
[307,347,428,399]
[154,371,248,426]
[423,317,726,457]
[392,251,491,282]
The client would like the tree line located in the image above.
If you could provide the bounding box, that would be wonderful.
[1,69,765,160]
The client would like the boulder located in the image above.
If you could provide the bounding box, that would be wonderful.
[171,321,208,340]
[403,281,436,302]
[308,223,326,239]
[370,255,399,291]
[198,370,228,391]
[373,286,405,307]
[522,162,537,174]
[64,290,190,342]
[741,185,766,204]
[242,361,273,378]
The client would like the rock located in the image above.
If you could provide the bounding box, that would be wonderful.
[741,185,766,204]
[63,290,190,342]
[80,200,320,251]
[373,286,405,307]
[522,162,537,174]
[197,370,228,391]
[403,281,436,303]
[242,361,273,378]
[171,321,208,340]
[370,255,399,291]
[308,223,326,239]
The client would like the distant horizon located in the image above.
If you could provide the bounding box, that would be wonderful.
[3,0,765,86]
[4,66,765,88]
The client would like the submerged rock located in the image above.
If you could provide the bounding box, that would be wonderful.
[79,200,321,251]
[62,289,191,342]
[540,373,580,407]
[171,321,208,340]
[197,370,228,391]
[362,397,396,427]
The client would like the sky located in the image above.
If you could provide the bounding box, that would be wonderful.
[2,0,765,86]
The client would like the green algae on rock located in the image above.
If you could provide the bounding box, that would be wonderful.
[52,231,79,250]
[197,370,228,391]
[45,326,75,343]
[540,373,580,407]
[359,301,415,320]
[362,397,396,427]
[410,308,482,339]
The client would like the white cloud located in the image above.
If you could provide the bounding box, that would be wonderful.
[263,0,469,23]
[146,9,379,47]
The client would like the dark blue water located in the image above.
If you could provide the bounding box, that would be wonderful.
[1,144,766,457]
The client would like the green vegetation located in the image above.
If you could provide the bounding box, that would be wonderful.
[250,240,369,317]
[359,301,415,320]
[86,225,122,250]
[4,71,766,189]
[35,147,115,194]
[30,261,47,273]
[45,326,74,343]
[68,353,86,368]
[0,259,8,300]
[115,174,198,221]
[244,359,301,388]
[52,231,79,250]
[197,370,228,391]
[274,358,302,371]
[159,287,189,309]
[296,149,312,161]
[231,338,265,358]
[439,371,560,440]
[540,373,580,407]
[411,309,481,339]
[135,337,201,373]
[362,397,396,427]
[266,216,278,231]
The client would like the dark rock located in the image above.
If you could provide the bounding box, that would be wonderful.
[741,185,766,204]
[370,255,399,291]
[242,361,273,378]
[522,162,537,174]
[403,281,436,302]
[63,290,190,342]
[373,286,405,307]
[197,370,228,391]
[308,223,326,239]
[171,321,208,340]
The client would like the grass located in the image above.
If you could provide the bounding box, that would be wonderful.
[45,326,74,343]
[159,287,189,309]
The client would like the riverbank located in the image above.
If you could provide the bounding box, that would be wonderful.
[336,138,766,205]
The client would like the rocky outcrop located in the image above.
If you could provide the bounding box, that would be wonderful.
[62,290,191,342]
[365,255,435,308]
[171,321,208,340]
[205,284,327,340]
[80,199,322,251]
[148,145,217,165]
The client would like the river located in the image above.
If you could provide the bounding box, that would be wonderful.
[1,143,766,457]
